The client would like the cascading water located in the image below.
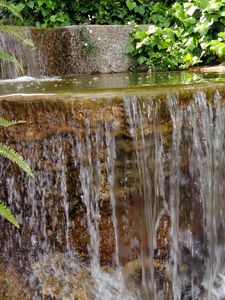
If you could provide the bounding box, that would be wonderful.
[1,78,225,299]
[123,88,225,299]
[0,27,41,79]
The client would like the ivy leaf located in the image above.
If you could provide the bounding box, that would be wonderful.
[125,44,135,54]
[126,0,136,11]
[134,29,148,40]
[26,1,35,9]
[199,0,210,10]
[41,7,50,17]
[15,3,25,12]
[134,6,145,16]
[186,5,198,16]
[148,25,158,35]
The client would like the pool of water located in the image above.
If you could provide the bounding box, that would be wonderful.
[1,71,225,96]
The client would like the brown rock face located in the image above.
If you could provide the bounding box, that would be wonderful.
[1,83,224,299]
[0,267,31,300]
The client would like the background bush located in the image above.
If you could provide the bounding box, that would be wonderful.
[126,0,225,71]
[1,0,225,70]
[0,0,175,27]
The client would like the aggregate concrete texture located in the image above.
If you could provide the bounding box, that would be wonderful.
[32,25,144,76]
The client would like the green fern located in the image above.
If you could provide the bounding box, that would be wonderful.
[0,143,34,179]
[0,117,25,127]
[0,118,34,228]
[0,26,35,48]
[0,51,24,73]
[0,1,34,77]
[0,0,23,22]
[0,202,19,228]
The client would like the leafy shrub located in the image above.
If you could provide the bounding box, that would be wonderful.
[127,0,225,71]
[2,0,175,27]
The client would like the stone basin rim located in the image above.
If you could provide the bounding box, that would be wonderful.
[1,81,225,102]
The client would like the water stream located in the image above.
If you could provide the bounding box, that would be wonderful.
[1,73,225,299]
[0,28,41,79]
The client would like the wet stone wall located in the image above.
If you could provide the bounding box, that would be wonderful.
[1,85,225,299]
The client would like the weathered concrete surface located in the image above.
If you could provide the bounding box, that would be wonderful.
[31,25,141,76]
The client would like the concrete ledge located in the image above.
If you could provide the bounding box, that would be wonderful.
[31,25,139,76]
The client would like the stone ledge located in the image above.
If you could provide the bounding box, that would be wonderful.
[31,25,147,76]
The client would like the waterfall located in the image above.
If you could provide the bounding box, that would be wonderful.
[123,89,225,299]
[1,85,225,299]
[0,27,41,79]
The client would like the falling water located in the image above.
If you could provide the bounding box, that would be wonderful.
[123,88,225,299]
[0,27,41,79]
[1,84,225,299]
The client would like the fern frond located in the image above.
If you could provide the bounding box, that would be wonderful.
[0,26,35,48]
[0,51,24,73]
[0,117,25,127]
[0,143,34,179]
[0,1,23,22]
[0,202,19,228]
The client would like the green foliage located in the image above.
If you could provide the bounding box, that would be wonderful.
[127,0,225,71]
[0,143,34,179]
[0,3,34,228]
[2,0,175,27]
[0,117,34,227]
[0,2,35,77]
[0,202,19,228]
[0,117,25,127]
[0,26,35,47]
[0,51,24,73]
[0,0,23,22]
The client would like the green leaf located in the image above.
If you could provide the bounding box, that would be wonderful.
[137,56,147,64]
[0,143,34,179]
[125,44,135,54]
[186,5,198,16]
[50,15,56,23]
[126,0,136,11]
[199,0,210,10]
[0,117,25,128]
[26,1,35,9]
[41,7,50,17]
[0,0,23,21]
[148,25,158,35]
[37,0,45,7]
[15,3,25,12]
[0,26,35,48]
[45,0,55,10]
[134,6,145,16]
[185,37,197,51]
[0,202,19,228]
[134,29,148,40]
